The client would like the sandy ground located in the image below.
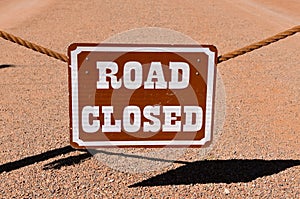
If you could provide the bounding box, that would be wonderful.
[0,0,299,198]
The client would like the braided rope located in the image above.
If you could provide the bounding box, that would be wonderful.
[217,25,300,64]
[0,30,68,62]
[1,25,299,64]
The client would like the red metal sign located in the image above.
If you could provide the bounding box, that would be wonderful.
[68,44,217,148]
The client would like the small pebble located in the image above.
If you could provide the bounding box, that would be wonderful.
[224,188,230,195]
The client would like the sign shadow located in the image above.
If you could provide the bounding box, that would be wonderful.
[129,159,300,187]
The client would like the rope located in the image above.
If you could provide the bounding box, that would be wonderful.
[0,30,68,63]
[0,25,299,64]
[217,25,300,64]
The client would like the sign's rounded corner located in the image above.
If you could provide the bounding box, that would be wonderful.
[68,43,80,52]
[70,140,85,149]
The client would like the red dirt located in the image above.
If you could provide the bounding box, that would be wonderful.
[0,0,299,198]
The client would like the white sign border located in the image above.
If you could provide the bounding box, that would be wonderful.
[70,46,216,146]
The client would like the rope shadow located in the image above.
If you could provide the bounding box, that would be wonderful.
[43,152,92,170]
[90,149,189,164]
[0,64,15,69]
[129,159,300,187]
[43,149,189,170]
[0,146,74,173]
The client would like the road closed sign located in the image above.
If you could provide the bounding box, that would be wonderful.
[68,44,217,148]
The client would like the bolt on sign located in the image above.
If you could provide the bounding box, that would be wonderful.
[68,44,217,148]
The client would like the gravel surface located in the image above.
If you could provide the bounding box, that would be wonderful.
[0,0,299,198]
